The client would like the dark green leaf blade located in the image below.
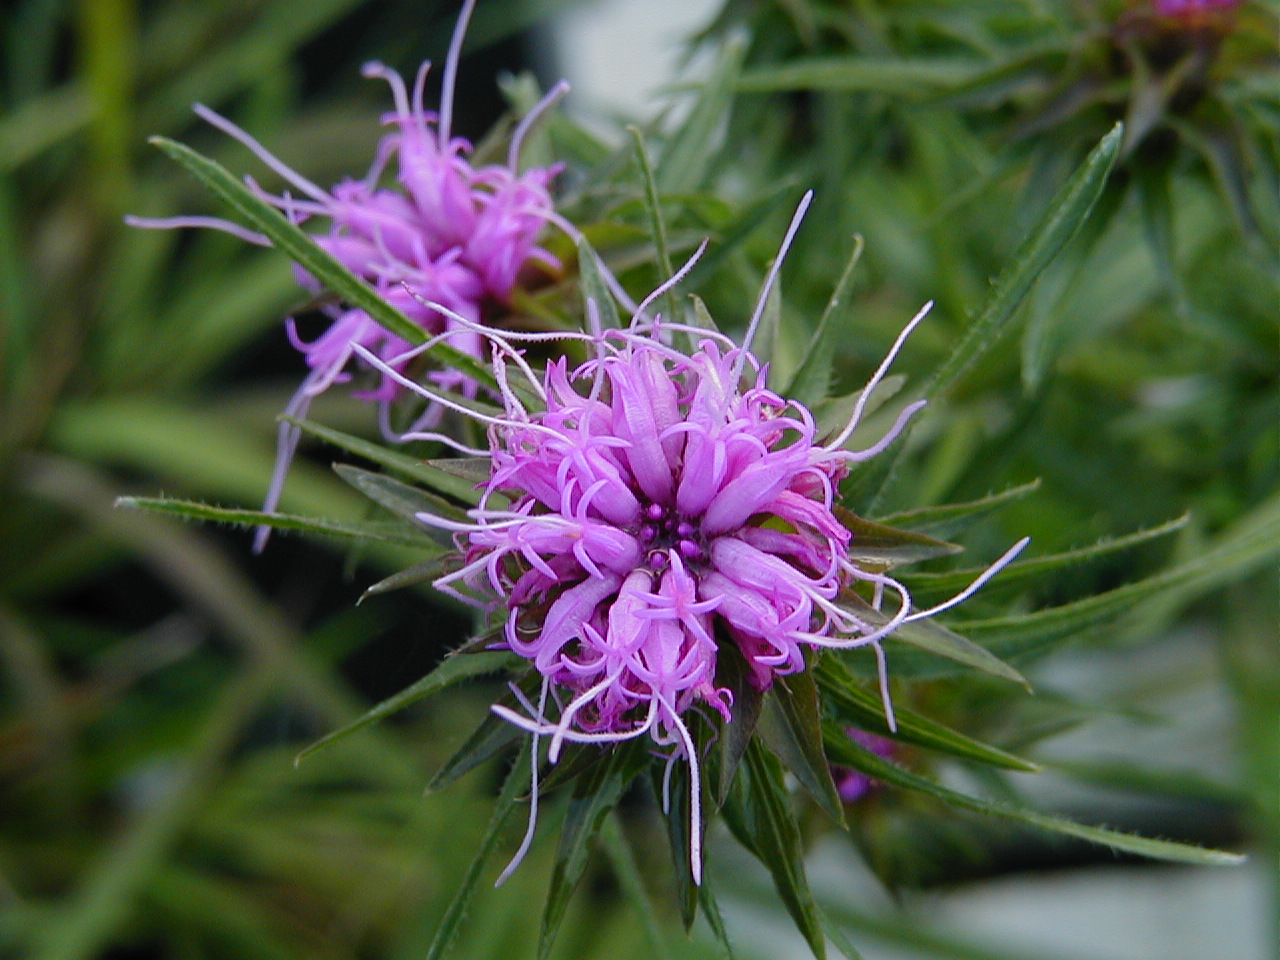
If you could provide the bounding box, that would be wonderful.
[539,742,649,959]
[816,656,1039,773]
[825,729,1245,867]
[296,650,522,763]
[117,495,441,549]
[834,506,962,564]
[147,137,500,391]
[758,667,846,825]
[721,740,826,959]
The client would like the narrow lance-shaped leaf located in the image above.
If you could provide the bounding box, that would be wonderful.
[427,707,526,795]
[874,480,1040,539]
[721,740,827,960]
[905,514,1189,603]
[786,234,864,408]
[332,463,467,530]
[361,556,451,600]
[711,638,763,809]
[757,667,846,825]
[600,813,674,960]
[825,729,1245,867]
[117,496,443,550]
[835,590,1028,687]
[148,136,500,392]
[657,35,745,194]
[629,126,679,332]
[539,742,649,959]
[295,650,522,763]
[576,234,621,330]
[737,56,979,96]
[833,505,961,564]
[425,750,530,960]
[651,763,699,930]
[286,417,484,504]
[928,123,1123,400]
[966,495,1280,660]
[861,125,1123,512]
[698,882,738,960]
[816,656,1040,773]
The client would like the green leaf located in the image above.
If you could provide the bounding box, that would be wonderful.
[758,667,846,825]
[600,813,674,960]
[785,234,864,408]
[148,136,499,391]
[906,514,1189,604]
[698,882,737,960]
[425,751,529,960]
[926,124,1123,401]
[683,181,798,294]
[651,763,699,930]
[657,36,745,194]
[721,740,826,960]
[287,417,483,504]
[629,126,678,331]
[295,650,522,763]
[835,590,1028,687]
[825,729,1246,867]
[332,463,466,532]
[711,640,764,809]
[862,125,1123,513]
[539,741,648,959]
[117,496,442,550]
[576,235,621,330]
[833,506,962,564]
[820,908,867,960]
[427,707,525,794]
[966,496,1280,660]
[815,656,1039,773]
[874,480,1041,538]
[737,57,979,95]
[422,456,493,487]
[360,556,451,600]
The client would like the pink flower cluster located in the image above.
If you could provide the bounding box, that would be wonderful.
[358,205,1027,883]
[129,0,567,549]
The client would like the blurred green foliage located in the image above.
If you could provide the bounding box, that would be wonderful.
[2,0,1277,959]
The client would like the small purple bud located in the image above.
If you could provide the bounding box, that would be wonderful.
[676,521,696,539]
[647,503,666,521]
[678,539,701,560]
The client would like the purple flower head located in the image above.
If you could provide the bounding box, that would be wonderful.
[358,195,1028,884]
[1151,0,1239,16]
[127,0,569,550]
[833,729,896,803]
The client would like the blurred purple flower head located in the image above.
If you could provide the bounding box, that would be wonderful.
[1150,0,1240,17]
[360,197,1028,883]
[834,729,896,803]
[128,0,568,549]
